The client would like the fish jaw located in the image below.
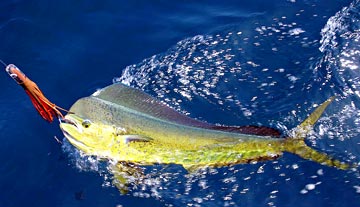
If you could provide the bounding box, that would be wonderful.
[60,114,92,153]
[59,113,116,156]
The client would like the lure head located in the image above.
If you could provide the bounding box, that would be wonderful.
[5,64,26,84]
[60,113,119,156]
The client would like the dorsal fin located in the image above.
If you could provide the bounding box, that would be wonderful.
[209,125,282,137]
[95,83,281,137]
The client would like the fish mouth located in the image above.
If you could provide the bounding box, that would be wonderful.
[60,117,78,128]
[60,116,86,147]
[59,115,83,132]
[61,129,89,150]
[60,118,89,149]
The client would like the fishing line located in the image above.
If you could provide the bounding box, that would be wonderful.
[0,59,7,67]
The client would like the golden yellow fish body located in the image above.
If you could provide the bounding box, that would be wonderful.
[60,83,349,170]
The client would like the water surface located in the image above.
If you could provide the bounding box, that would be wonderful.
[0,0,359,206]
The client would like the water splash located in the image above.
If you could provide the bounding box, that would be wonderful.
[114,16,317,127]
[63,1,360,206]
[317,0,360,98]
[312,0,360,168]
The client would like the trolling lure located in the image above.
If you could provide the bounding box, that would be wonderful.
[5,63,68,122]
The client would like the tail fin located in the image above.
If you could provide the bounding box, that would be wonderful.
[283,97,350,170]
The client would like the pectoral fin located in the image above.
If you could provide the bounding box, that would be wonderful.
[118,135,153,144]
[183,164,199,173]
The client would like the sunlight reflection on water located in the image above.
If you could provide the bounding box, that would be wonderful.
[62,1,360,206]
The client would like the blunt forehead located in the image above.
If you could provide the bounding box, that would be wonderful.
[69,97,113,122]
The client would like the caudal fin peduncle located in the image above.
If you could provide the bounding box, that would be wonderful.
[283,97,351,170]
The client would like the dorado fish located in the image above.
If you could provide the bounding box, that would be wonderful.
[3,63,351,193]
[59,83,350,176]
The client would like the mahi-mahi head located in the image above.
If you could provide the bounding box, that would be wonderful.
[60,83,351,172]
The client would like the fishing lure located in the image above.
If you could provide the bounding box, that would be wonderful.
[4,63,68,122]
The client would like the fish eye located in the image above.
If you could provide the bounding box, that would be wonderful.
[82,119,91,128]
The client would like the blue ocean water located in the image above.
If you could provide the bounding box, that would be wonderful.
[0,0,359,206]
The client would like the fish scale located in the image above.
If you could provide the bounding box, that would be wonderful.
[60,83,351,172]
